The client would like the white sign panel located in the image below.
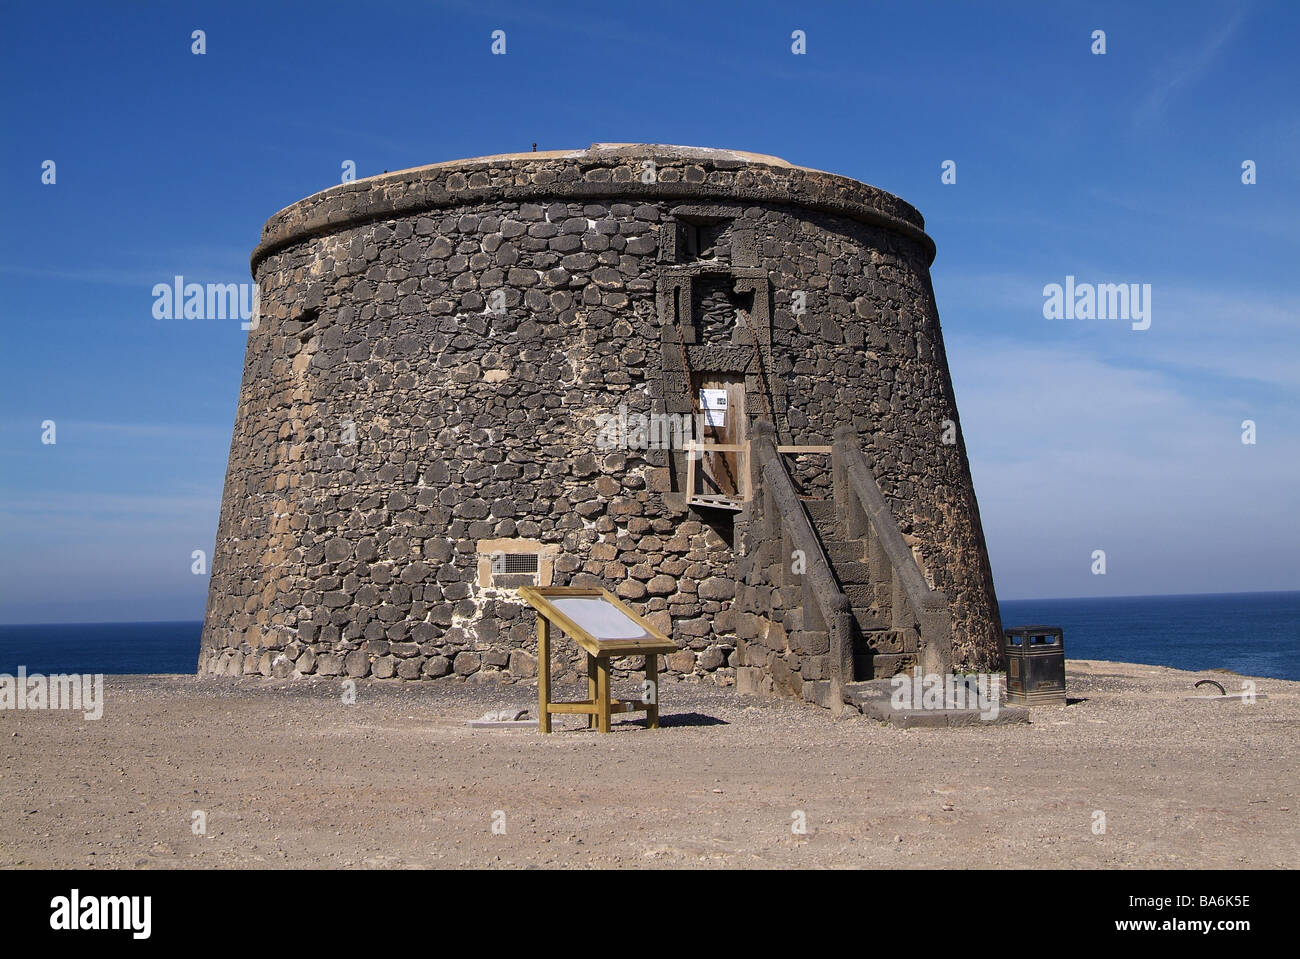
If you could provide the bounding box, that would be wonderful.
[550,597,649,641]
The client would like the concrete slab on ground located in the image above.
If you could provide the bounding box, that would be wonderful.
[843,679,1030,728]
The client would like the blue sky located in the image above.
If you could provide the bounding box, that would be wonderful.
[1,0,1296,622]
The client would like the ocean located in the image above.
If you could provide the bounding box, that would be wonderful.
[0,620,203,675]
[0,591,1296,681]
[998,591,1299,681]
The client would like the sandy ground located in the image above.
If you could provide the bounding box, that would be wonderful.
[1,660,1296,869]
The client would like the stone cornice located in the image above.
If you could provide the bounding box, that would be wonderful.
[250,143,935,274]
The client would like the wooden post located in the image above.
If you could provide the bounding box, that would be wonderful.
[537,613,552,733]
[586,652,598,730]
[595,657,611,733]
[645,653,659,729]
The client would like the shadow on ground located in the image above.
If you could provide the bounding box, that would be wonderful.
[654,712,729,728]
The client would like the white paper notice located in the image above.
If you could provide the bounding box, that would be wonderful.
[700,389,727,427]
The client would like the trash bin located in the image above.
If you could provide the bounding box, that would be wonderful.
[1003,625,1066,706]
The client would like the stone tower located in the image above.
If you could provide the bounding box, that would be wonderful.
[198,143,1002,705]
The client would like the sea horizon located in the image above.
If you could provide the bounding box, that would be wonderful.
[4,587,1296,628]
[1,589,1296,682]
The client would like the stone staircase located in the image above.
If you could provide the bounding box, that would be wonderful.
[734,421,959,713]
[801,498,917,680]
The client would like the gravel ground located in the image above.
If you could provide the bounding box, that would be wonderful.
[1,660,1296,869]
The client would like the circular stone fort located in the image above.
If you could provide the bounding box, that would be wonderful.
[199,143,1003,707]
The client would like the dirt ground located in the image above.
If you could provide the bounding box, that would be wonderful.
[1,660,1296,869]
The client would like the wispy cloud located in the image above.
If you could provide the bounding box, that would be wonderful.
[0,245,253,290]
[0,490,217,516]
[947,338,1300,597]
[0,263,166,288]
[1133,11,1246,127]
[1083,184,1298,243]
[45,421,231,440]
[936,271,1300,395]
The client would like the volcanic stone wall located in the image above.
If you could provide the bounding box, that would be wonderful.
[198,144,1002,687]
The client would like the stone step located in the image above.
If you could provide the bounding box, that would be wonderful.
[843,582,877,608]
[871,653,916,677]
[851,605,888,632]
[817,526,849,546]
[851,639,913,680]
[861,627,918,654]
[833,561,873,585]
[802,499,838,522]
[821,539,865,564]
[842,679,893,708]
[842,679,1030,728]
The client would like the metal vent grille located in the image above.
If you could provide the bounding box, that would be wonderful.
[498,553,539,574]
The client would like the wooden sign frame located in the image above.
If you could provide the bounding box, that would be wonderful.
[518,585,678,734]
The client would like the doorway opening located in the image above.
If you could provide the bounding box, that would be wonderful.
[686,372,749,511]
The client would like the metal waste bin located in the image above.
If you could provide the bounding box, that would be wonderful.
[1003,625,1066,705]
